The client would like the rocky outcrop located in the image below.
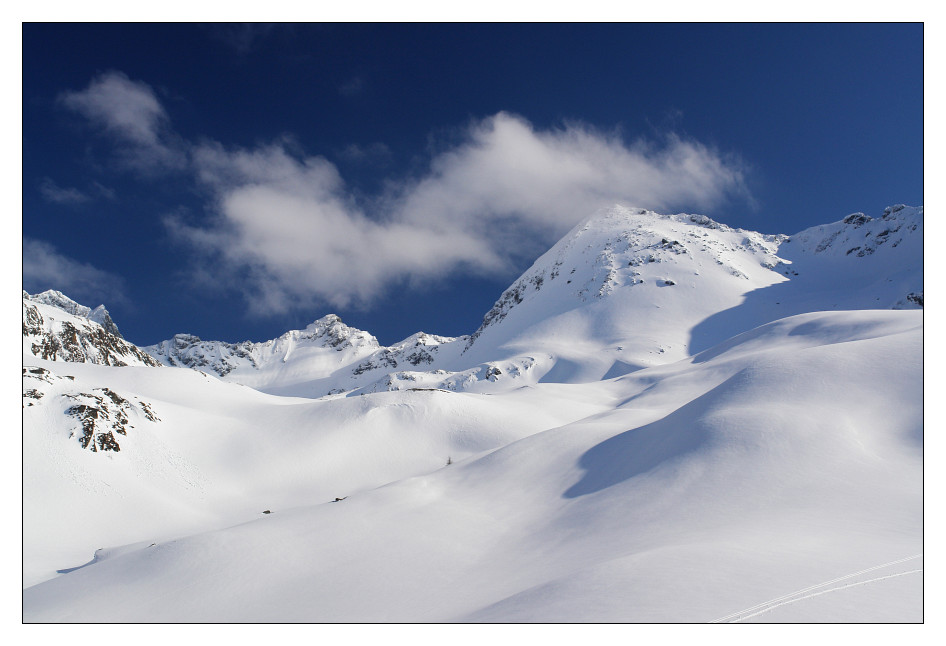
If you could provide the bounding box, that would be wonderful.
[23,294,161,367]
[23,366,160,452]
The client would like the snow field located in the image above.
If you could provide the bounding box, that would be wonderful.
[23,309,922,621]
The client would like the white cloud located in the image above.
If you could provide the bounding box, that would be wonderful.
[173,113,749,313]
[63,73,752,315]
[394,113,748,246]
[23,238,126,306]
[59,71,186,172]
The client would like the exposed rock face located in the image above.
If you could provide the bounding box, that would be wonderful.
[26,290,123,338]
[351,332,460,376]
[23,294,161,367]
[23,366,160,452]
[148,334,260,376]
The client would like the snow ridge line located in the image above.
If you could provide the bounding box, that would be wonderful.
[707,554,922,623]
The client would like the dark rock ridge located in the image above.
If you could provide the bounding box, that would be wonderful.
[150,334,261,376]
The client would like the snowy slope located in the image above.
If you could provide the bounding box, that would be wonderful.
[22,204,923,622]
[22,355,615,588]
[23,309,922,622]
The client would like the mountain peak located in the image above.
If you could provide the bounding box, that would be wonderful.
[22,292,158,367]
[26,290,122,338]
[463,204,785,360]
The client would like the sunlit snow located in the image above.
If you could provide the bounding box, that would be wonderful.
[22,205,923,622]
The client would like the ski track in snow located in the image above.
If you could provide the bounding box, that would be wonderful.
[708,554,923,623]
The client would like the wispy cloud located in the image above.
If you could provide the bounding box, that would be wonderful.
[59,71,186,172]
[23,238,126,306]
[63,73,752,315]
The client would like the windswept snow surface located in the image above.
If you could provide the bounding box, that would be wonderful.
[22,205,923,622]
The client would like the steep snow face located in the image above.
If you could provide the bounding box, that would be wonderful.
[687,205,923,355]
[459,205,791,381]
[23,293,160,367]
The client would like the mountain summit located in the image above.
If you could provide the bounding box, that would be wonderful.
[23,291,159,367]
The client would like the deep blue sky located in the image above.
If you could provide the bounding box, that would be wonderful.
[22,23,923,347]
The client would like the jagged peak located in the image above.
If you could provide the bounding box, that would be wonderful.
[305,313,344,329]
[25,290,123,338]
[26,289,93,318]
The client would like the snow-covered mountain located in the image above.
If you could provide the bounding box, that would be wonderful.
[23,290,160,367]
[22,205,923,622]
[142,204,922,397]
[144,315,466,397]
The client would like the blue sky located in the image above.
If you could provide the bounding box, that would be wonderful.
[22,23,923,347]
